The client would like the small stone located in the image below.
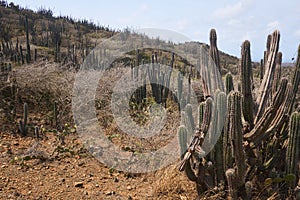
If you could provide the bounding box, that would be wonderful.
[127,186,132,190]
[105,191,115,195]
[74,181,84,188]
[95,184,99,187]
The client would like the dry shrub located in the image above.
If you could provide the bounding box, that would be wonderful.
[15,61,76,123]
[153,164,197,199]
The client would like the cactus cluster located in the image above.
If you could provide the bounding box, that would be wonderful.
[179,29,300,199]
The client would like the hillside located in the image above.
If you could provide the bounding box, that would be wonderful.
[0,1,299,200]
[0,1,239,68]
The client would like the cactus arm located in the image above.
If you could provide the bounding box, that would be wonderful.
[255,30,280,124]
[240,40,254,128]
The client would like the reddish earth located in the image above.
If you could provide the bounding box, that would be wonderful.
[0,130,198,200]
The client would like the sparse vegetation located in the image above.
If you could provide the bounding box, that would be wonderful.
[0,1,299,199]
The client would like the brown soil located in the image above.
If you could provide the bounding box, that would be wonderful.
[0,130,198,200]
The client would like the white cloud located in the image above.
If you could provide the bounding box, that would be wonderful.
[213,0,254,19]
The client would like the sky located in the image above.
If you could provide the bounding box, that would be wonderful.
[8,0,300,62]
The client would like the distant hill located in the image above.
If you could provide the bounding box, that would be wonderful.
[0,1,239,69]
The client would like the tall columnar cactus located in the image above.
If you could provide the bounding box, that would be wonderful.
[209,29,222,90]
[213,91,227,183]
[240,40,254,128]
[244,78,289,146]
[178,125,188,160]
[263,34,272,68]
[177,72,183,107]
[224,92,246,198]
[223,93,234,171]
[200,97,213,135]
[224,92,245,168]
[25,15,31,63]
[209,29,220,72]
[285,111,300,186]
[20,45,24,65]
[225,73,234,94]
[272,52,282,95]
[19,102,28,136]
[260,59,264,81]
[255,30,280,124]
[179,29,300,199]
[288,44,300,115]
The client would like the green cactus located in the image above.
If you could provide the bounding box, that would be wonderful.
[20,45,24,65]
[177,72,183,106]
[198,101,206,128]
[185,104,195,131]
[178,125,188,160]
[214,91,227,183]
[209,29,220,72]
[288,44,300,115]
[25,15,31,63]
[223,91,246,199]
[260,59,264,81]
[200,97,213,135]
[223,92,246,179]
[35,126,39,139]
[19,102,28,136]
[209,29,223,91]
[225,73,234,94]
[285,111,300,186]
[240,40,254,128]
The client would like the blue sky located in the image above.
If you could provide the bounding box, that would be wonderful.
[9,0,300,62]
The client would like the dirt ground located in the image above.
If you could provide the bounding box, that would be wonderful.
[0,128,201,200]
